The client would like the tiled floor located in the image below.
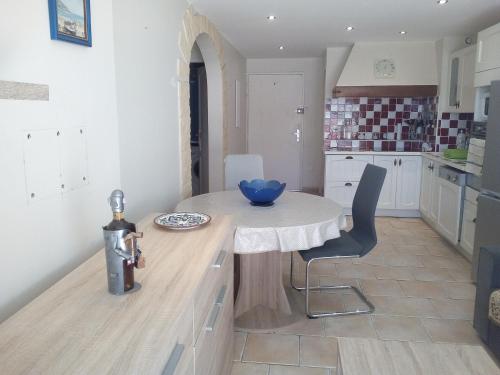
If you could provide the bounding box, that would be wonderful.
[231,217,483,375]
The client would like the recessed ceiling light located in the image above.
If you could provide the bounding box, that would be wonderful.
[437,0,448,5]
[399,30,407,35]
[346,26,354,31]
[279,45,285,50]
[267,15,277,21]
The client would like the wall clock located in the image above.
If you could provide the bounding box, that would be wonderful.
[374,59,396,79]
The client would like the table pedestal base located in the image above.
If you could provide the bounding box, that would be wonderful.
[234,251,306,331]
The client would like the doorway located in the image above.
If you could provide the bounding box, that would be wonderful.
[190,43,209,196]
[248,74,305,191]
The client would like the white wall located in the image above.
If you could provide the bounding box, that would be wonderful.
[0,0,121,321]
[337,42,439,86]
[246,58,325,191]
[224,40,248,155]
[324,46,352,99]
[112,0,188,221]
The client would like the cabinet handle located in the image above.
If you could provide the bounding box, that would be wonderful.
[345,182,353,187]
[205,285,227,332]
[473,218,477,224]
[162,343,184,375]
[394,158,397,166]
[212,250,227,268]
[399,158,402,166]
[457,100,460,108]
[345,156,353,160]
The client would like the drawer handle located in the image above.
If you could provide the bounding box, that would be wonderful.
[205,285,227,332]
[162,343,184,375]
[345,156,353,159]
[212,250,227,268]
[345,182,353,187]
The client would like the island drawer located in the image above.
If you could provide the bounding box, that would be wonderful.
[193,234,233,343]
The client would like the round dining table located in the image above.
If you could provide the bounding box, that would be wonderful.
[176,190,346,330]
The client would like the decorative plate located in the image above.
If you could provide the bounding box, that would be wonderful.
[154,212,211,230]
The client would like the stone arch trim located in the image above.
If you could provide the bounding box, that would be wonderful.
[178,7,228,198]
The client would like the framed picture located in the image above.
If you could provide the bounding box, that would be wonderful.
[48,0,92,47]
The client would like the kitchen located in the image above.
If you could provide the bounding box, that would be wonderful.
[2,1,500,375]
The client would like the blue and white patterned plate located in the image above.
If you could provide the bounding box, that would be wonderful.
[154,212,211,230]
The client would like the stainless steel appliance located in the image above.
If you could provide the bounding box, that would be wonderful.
[103,190,145,295]
[473,80,500,281]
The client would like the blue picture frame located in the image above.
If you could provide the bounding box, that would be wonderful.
[48,0,92,47]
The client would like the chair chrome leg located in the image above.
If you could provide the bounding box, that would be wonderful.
[290,252,305,291]
[304,258,375,319]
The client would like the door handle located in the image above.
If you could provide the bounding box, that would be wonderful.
[399,158,402,166]
[293,129,300,142]
[394,158,397,166]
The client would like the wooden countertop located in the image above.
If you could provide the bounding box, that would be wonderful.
[0,214,234,374]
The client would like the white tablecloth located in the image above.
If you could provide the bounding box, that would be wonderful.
[176,191,346,254]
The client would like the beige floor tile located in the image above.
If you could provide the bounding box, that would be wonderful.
[308,292,344,313]
[308,259,337,275]
[411,267,454,282]
[384,253,424,267]
[370,296,439,318]
[393,244,429,256]
[335,264,377,280]
[352,252,386,266]
[425,244,457,257]
[243,333,299,365]
[300,336,338,368]
[419,255,469,270]
[232,362,269,375]
[398,280,449,299]
[324,315,377,338]
[421,318,482,345]
[233,332,247,361]
[430,298,475,320]
[318,276,360,292]
[340,293,375,312]
[445,282,476,300]
[360,279,405,297]
[447,268,474,282]
[373,266,414,281]
[269,365,329,375]
[372,315,430,342]
[275,316,324,337]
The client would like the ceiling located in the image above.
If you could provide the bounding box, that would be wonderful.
[190,0,500,58]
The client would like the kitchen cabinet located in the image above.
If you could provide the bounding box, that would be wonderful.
[373,155,421,210]
[420,159,435,217]
[460,187,479,258]
[445,45,476,113]
[436,177,463,244]
[476,22,500,73]
[324,153,421,216]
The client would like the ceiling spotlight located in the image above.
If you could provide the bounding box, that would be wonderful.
[437,0,448,4]
[267,15,277,21]
[399,30,407,35]
[279,45,285,50]
[346,26,354,31]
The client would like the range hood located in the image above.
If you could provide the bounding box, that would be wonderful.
[333,42,439,97]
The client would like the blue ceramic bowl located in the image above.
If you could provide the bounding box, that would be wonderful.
[238,179,286,206]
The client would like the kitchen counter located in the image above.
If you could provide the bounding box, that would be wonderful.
[0,214,235,374]
[324,150,469,173]
[421,152,468,172]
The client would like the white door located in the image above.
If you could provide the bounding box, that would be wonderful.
[374,156,398,209]
[476,22,500,73]
[396,156,422,210]
[248,74,304,190]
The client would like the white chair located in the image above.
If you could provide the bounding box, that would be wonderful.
[224,154,264,190]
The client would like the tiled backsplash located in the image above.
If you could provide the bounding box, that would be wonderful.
[324,96,473,152]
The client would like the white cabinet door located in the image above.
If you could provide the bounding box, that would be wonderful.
[325,155,373,182]
[436,178,462,244]
[324,181,359,208]
[374,156,398,209]
[477,22,500,73]
[460,200,477,256]
[446,46,476,113]
[396,156,422,210]
[420,159,434,217]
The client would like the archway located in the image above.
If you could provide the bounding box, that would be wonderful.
[178,8,226,198]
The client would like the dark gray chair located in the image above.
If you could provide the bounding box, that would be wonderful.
[290,163,387,318]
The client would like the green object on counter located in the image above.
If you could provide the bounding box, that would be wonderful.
[443,148,468,160]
